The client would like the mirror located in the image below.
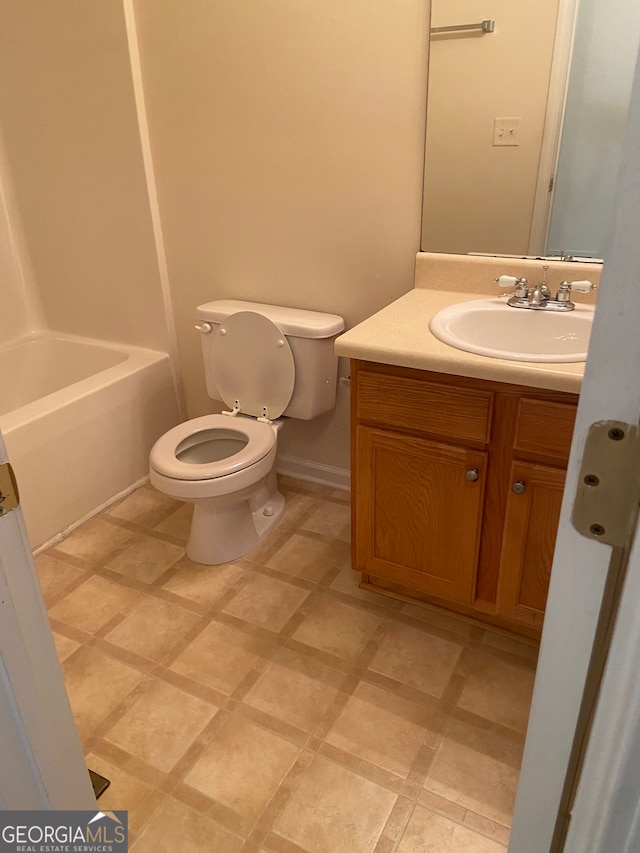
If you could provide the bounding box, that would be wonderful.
[421,0,640,260]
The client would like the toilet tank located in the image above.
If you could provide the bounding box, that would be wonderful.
[196,300,345,420]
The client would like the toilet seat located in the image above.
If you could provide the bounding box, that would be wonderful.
[149,414,275,481]
[212,311,295,419]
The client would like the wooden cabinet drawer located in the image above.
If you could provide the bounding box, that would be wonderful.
[356,369,493,444]
[514,398,577,463]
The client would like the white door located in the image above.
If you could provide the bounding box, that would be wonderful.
[509,48,640,852]
[0,429,94,808]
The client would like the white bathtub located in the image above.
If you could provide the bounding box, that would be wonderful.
[0,331,181,549]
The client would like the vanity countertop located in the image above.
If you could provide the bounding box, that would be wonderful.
[334,287,586,394]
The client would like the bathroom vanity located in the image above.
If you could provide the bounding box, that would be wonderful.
[350,360,576,638]
[336,253,600,639]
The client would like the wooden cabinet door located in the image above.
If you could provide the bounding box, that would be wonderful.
[497,461,567,628]
[354,426,487,603]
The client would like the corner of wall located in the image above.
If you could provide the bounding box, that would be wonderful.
[122,0,185,420]
[0,123,45,342]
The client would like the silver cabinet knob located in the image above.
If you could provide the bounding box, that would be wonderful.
[512,480,526,495]
[465,468,479,482]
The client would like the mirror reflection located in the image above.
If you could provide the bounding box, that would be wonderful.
[421,0,640,259]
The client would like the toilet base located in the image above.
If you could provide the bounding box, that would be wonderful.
[186,472,285,565]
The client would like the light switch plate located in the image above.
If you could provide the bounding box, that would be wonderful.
[493,117,521,146]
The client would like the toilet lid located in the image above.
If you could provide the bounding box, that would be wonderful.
[212,311,295,420]
[149,414,275,480]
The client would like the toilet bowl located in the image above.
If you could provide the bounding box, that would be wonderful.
[150,300,344,565]
[150,414,284,564]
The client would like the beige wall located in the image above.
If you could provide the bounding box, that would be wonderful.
[0,1,429,474]
[0,131,43,345]
[133,0,430,471]
[422,0,560,255]
[0,0,170,351]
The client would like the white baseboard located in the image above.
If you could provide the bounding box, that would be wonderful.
[277,454,351,492]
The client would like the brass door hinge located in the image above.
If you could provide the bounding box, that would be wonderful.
[572,421,640,547]
[0,462,20,517]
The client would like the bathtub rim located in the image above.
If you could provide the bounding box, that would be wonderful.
[0,329,175,435]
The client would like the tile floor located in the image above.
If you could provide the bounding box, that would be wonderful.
[37,477,538,852]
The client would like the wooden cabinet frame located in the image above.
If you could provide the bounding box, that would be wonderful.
[350,360,578,637]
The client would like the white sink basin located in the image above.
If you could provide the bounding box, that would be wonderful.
[429,298,595,362]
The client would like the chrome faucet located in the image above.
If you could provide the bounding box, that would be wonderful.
[527,285,550,307]
[495,265,597,311]
[527,267,551,307]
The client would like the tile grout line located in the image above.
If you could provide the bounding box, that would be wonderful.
[40,478,531,851]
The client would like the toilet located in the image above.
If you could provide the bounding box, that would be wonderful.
[149,300,345,565]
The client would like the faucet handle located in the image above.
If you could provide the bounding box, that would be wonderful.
[495,275,527,289]
[568,280,596,293]
[556,280,597,300]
